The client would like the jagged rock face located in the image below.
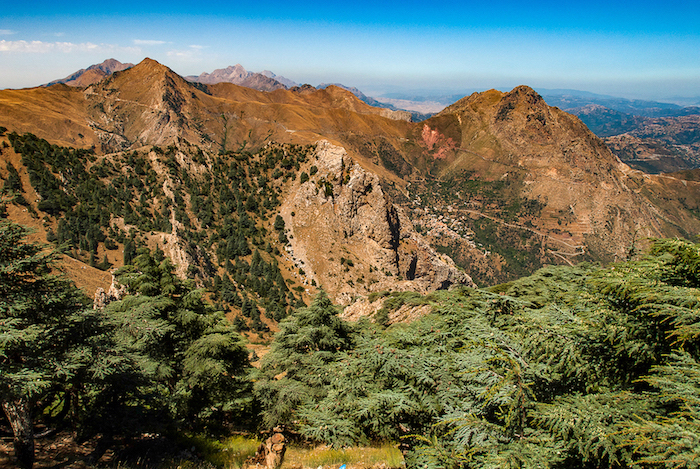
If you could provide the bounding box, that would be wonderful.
[280,140,473,304]
[93,275,126,309]
[379,108,413,122]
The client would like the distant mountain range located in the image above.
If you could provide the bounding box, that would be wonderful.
[45,58,134,87]
[43,59,421,118]
[537,89,700,174]
[539,89,700,117]
[184,64,290,91]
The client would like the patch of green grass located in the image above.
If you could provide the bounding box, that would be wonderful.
[217,436,262,468]
[179,434,261,469]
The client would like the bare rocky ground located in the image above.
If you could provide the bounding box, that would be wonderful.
[0,430,103,468]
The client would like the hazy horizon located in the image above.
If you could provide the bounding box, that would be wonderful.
[1,0,699,103]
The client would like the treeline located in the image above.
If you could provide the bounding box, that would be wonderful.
[256,238,700,468]
[3,132,311,328]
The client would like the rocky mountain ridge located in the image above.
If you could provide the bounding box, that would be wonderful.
[44,58,134,87]
[371,85,700,283]
[2,57,700,309]
[0,59,471,316]
[281,140,473,304]
[185,64,288,91]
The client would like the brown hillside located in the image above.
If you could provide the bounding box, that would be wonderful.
[2,59,700,290]
[385,86,700,282]
[0,85,96,148]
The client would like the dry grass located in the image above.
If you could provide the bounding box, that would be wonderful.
[189,434,262,469]
[281,443,404,469]
[155,437,405,469]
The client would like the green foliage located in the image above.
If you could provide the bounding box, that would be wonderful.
[0,221,142,468]
[9,131,700,468]
[253,240,700,468]
[1,224,256,468]
[108,248,254,427]
[273,214,285,231]
[619,351,700,467]
[255,291,355,431]
[4,132,314,328]
[0,221,91,400]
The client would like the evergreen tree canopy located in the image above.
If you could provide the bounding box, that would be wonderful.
[254,240,700,468]
[255,290,355,429]
[108,248,253,427]
[0,222,107,468]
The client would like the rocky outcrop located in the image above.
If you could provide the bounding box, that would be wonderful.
[342,297,433,324]
[379,108,413,122]
[93,275,126,309]
[280,140,474,304]
[244,429,286,469]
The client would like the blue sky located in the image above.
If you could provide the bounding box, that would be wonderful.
[1,0,699,101]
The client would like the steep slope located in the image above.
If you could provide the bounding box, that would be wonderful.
[82,58,213,150]
[2,58,415,154]
[374,86,700,284]
[0,60,468,313]
[280,141,472,304]
[0,84,96,148]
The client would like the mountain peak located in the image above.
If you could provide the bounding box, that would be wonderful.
[114,58,184,86]
[440,86,548,119]
[432,84,622,174]
[85,58,132,74]
[135,57,168,71]
[504,85,546,107]
[186,64,285,91]
[45,58,133,87]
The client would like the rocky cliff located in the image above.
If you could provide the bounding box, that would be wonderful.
[280,140,473,304]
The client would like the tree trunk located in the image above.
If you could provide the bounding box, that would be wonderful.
[243,430,286,469]
[2,397,34,469]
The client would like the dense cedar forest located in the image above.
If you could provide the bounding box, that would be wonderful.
[2,129,700,468]
[4,221,700,468]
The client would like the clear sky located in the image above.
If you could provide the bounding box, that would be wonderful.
[1,0,699,101]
